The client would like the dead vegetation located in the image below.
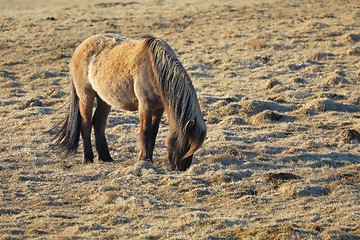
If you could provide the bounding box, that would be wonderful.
[0,0,359,239]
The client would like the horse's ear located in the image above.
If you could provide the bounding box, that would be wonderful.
[185,119,196,133]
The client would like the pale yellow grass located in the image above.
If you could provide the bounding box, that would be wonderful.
[0,0,359,239]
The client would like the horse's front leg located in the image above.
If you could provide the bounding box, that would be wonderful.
[148,108,164,160]
[138,107,154,163]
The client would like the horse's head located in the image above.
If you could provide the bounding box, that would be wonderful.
[167,119,206,171]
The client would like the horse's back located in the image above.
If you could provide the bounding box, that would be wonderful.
[71,34,155,111]
[70,35,120,104]
[71,34,127,71]
[75,34,126,52]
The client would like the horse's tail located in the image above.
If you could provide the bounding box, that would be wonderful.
[53,83,81,156]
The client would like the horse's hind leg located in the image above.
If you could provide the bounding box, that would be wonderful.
[78,92,96,164]
[93,96,113,162]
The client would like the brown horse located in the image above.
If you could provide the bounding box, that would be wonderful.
[54,34,206,171]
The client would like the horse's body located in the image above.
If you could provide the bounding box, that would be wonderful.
[54,34,206,170]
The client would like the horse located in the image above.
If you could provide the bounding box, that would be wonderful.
[53,34,206,171]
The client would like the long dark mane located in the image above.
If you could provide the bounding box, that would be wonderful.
[145,36,206,148]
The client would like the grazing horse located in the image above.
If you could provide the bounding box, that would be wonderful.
[54,34,206,171]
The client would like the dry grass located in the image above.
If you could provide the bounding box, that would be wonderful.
[0,0,360,239]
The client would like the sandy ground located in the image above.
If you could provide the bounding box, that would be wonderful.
[1,0,360,239]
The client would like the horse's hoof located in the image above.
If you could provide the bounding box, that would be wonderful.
[82,159,94,164]
[99,156,114,162]
[138,156,153,163]
[145,158,153,164]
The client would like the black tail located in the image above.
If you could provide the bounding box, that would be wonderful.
[53,84,81,156]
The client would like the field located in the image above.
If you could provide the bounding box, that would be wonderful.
[0,0,359,239]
